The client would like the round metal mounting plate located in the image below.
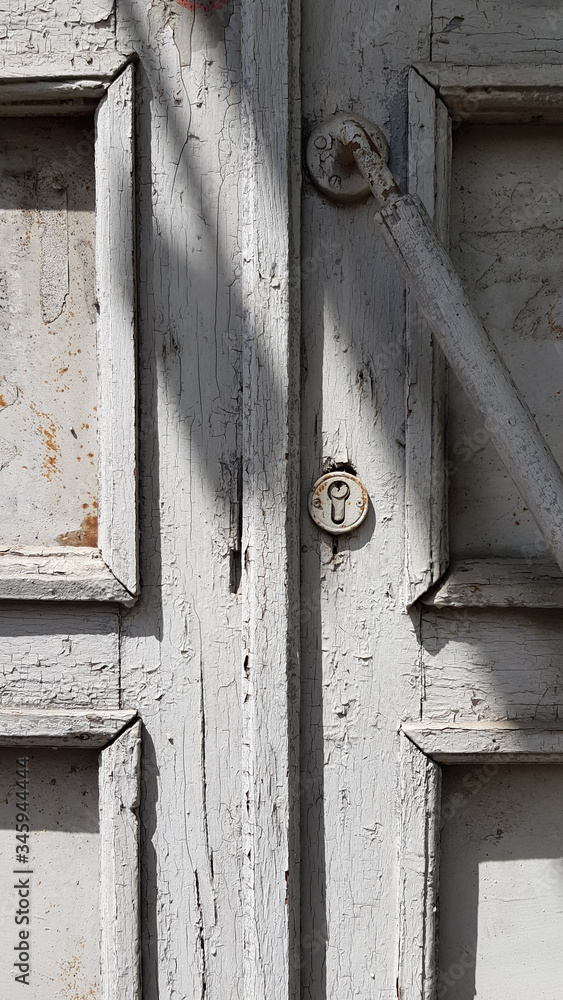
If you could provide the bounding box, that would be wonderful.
[306,114,389,205]
[308,472,370,536]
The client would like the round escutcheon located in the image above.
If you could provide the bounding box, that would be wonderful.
[306,113,389,205]
[308,471,370,535]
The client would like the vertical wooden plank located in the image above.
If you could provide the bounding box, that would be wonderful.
[115,3,247,997]
[300,3,432,996]
[96,64,138,596]
[240,0,301,994]
[405,68,450,604]
[100,721,141,1000]
[397,732,440,1000]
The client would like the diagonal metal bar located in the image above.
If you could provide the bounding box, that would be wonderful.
[330,118,563,574]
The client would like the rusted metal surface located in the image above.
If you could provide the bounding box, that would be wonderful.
[0,116,98,547]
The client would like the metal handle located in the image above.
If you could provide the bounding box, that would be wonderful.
[307,116,563,574]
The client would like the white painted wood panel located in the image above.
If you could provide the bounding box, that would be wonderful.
[432,3,563,65]
[415,62,563,123]
[439,763,563,1000]
[0,114,98,548]
[0,747,100,998]
[448,123,563,562]
[0,606,119,707]
[5,0,563,997]
[421,608,563,723]
[0,548,135,604]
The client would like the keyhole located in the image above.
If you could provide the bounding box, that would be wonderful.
[328,480,350,524]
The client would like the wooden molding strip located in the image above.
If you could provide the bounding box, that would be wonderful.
[404,68,450,604]
[0,709,137,746]
[0,548,136,604]
[421,559,563,608]
[413,62,563,123]
[96,64,138,597]
[403,723,563,762]
[100,721,141,1000]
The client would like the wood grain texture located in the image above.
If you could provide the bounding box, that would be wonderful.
[100,720,141,1000]
[240,0,301,992]
[422,608,563,723]
[431,3,563,65]
[0,706,135,744]
[398,733,440,1000]
[405,69,450,604]
[96,64,138,597]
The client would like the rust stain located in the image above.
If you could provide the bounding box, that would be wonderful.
[57,513,98,547]
[0,395,5,408]
[31,404,61,478]
[59,938,97,1000]
[547,308,563,336]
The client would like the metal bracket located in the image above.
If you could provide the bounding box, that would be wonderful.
[306,113,389,204]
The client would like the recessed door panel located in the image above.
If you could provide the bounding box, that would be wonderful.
[448,124,563,562]
[0,116,98,548]
[0,749,100,999]
[438,762,563,1000]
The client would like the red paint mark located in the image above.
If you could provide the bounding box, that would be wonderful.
[176,0,229,10]
[57,512,98,548]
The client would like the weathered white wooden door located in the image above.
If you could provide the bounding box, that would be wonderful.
[299,6,563,1000]
[1,0,563,997]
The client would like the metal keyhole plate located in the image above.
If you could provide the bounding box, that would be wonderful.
[308,472,370,535]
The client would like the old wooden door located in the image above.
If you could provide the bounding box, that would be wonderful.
[1,0,563,997]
